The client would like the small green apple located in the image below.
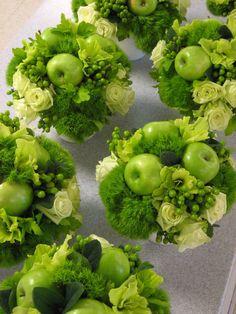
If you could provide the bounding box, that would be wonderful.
[128,0,157,16]
[0,182,33,216]
[174,46,212,81]
[16,269,53,308]
[124,153,162,195]
[97,247,130,287]
[85,34,117,52]
[66,299,114,314]
[41,27,63,52]
[143,121,179,142]
[46,53,84,87]
[183,142,220,183]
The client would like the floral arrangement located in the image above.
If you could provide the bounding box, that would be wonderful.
[71,0,190,54]
[207,0,236,16]
[0,112,81,267]
[0,234,171,314]
[96,117,236,251]
[6,15,134,143]
[150,12,236,135]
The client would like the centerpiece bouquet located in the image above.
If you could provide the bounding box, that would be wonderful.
[0,112,81,267]
[150,12,236,135]
[71,0,190,55]
[6,15,134,143]
[207,0,236,16]
[96,117,236,251]
[0,234,171,314]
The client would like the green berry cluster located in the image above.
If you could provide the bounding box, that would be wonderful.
[164,34,188,59]
[95,0,132,23]
[121,243,142,272]
[34,171,67,199]
[18,56,50,87]
[0,111,20,133]
[108,127,131,152]
[85,60,111,88]
[38,115,58,133]
[212,64,236,85]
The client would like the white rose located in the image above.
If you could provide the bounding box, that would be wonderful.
[37,191,73,224]
[96,154,119,182]
[13,99,37,123]
[150,40,166,70]
[224,80,236,108]
[77,3,98,24]
[88,234,112,248]
[116,65,127,80]
[175,220,210,252]
[106,82,135,115]
[205,100,233,131]
[24,87,53,112]
[157,202,187,231]
[13,70,32,98]
[193,81,224,104]
[95,18,117,39]
[203,192,227,225]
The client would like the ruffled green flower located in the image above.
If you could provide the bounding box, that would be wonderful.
[157,202,187,231]
[223,79,236,108]
[96,154,119,182]
[227,9,236,37]
[172,168,197,192]
[137,269,163,298]
[202,192,227,225]
[193,80,224,104]
[205,100,233,131]
[174,219,210,252]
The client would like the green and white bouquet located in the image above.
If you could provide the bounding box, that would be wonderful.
[6,15,134,143]
[96,117,236,251]
[0,112,81,267]
[151,12,236,135]
[0,234,171,314]
[207,0,236,16]
[71,0,190,54]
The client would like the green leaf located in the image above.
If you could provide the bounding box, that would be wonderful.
[82,240,102,271]
[77,22,96,37]
[33,287,65,314]
[219,25,233,39]
[63,282,84,313]
[207,223,214,238]
[0,290,11,314]
[225,115,236,136]
[117,23,130,41]
[138,262,154,271]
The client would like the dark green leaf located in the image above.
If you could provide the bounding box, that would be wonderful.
[165,27,177,42]
[225,115,236,136]
[77,22,96,37]
[160,151,180,166]
[82,240,102,271]
[138,261,154,271]
[8,289,17,313]
[0,290,11,314]
[33,287,65,314]
[63,282,84,313]
[205,66,214,81]
[207,224,214,238]
[219,26,233,39]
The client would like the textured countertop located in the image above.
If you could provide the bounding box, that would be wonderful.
[0,1,236,313]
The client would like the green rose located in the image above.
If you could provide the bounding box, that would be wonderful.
[174,219,210,252]
[224,80,236,108]
[13,70,33,98]
[24,87,53,112]
[150,40,166,70]
[193,81,224,104]
[95,18,117,39]
[227,9,236,38]
[205,100,233,131]
[96,154,119,182]
[202,192,227,225]
[13,99,37,123]
[105,82,135,115]
[157,202,187,231]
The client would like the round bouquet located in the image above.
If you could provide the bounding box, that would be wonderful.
[207,0,236,16]
[6,15,134,143]
[71,0,190,55]
[150,12,236,135]
[0,234,171,314]
[96,117,236,252]
[0,112,81,267]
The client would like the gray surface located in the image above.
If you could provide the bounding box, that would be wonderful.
[0,1,236,313]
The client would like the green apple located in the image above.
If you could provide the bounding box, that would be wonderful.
[124,153,162,195]
[0,182,33,216]
[183,142,220,183]
[46,53,84,87]
[128,0,157,16]
[41,27,63,52]
[143,121,179,142]
[174,46,212,81]
[16,269,53,308]
[85,34,117,52]
[66,299,114,314]
[97,247,130,287]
